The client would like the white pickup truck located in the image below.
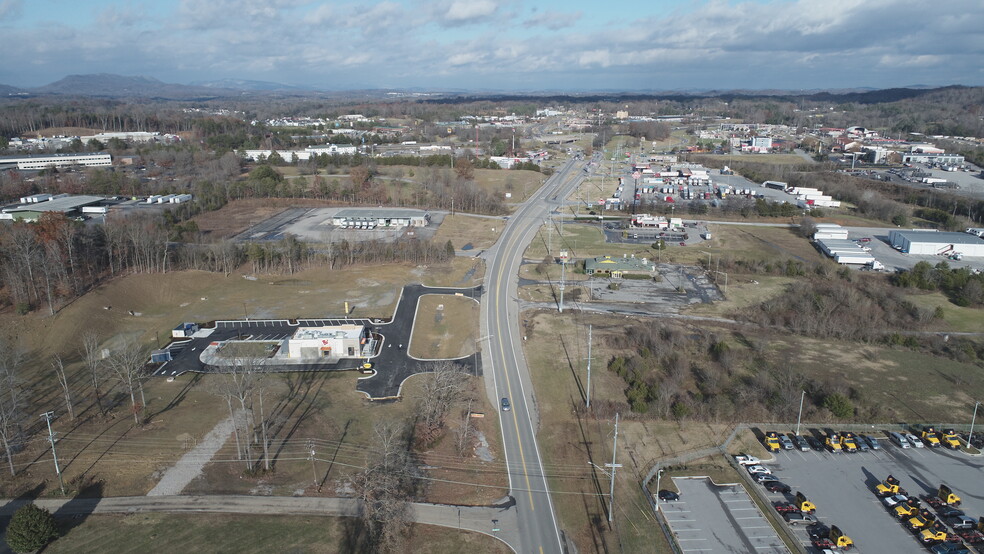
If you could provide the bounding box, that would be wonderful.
[734,454,762,466]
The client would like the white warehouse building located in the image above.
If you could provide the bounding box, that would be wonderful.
[286,325,370,360]
[0,152,112,170]
[889,230,984,257]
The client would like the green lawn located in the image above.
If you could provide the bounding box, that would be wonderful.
[40,513,509,554]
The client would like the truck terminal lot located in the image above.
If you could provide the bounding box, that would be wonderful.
[662,477,787,553]
[755,433,984,553]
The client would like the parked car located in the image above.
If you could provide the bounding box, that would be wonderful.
[856,437,870,452]
[889,432,911,448]
[734,454,762,466]
[863,435,882,450]
[753,473,777,483]
[947,515,976,530]
[793,435,810,452]
[657,490,680,502]
[882,494,908,508]
[806,435,824,451]
[906,433,925,448]
[746,465,772,475]
[763,481,792,493]
[778,435,795,450]
[938,506,965,519]
[784,512,818,525]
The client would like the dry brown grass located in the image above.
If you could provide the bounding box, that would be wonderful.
[432,214,505,253]
[0,258,493,499]
[409,294,480,359]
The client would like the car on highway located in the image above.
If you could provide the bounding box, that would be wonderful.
[500,398,510,411]
[747,465,772,475]
[906,433,925,448]
[763,481,792,493]
[657,490,680,501]
[778,435,795,450]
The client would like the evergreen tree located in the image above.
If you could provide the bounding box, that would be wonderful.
[5,504,58,553]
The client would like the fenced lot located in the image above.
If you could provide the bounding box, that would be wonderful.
[754,434,984,553]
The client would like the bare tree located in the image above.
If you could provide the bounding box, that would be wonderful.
[354,421,417,552]
[418,361,468,429]
[51,355,74,420]
[0,337,26,476]
[104,337,149,424]
[80,331,106,416]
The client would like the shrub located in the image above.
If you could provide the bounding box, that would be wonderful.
[823,393,854,418]
[6,504,58,553]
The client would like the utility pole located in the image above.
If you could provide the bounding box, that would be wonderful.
[586,324,593,410]
[546,217,553,255]
[970,401,981,447]
[40,411,65,495]
[795,390,806,436]
[558,261,565,312]
[308,441,317,487]
[606,413,622,522]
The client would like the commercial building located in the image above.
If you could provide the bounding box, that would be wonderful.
[242,144,357,162]
[1,194,107,221]
[815,237,875,265]
[889,230,984,257]
[584,254,656,277]
[331,208,430,229]
[286,325,370,360]
[0,152,112,170]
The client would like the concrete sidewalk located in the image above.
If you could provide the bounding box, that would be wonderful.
[0,495,518,550]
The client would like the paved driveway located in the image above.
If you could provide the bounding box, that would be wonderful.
[662,476,788,553]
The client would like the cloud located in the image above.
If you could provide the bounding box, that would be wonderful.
[0,0,22,21]
[1,0,983,91]
[523,10,581,31]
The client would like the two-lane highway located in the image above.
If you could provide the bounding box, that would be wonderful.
[482,155,588,553]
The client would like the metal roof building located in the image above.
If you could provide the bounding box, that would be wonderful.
[331,208,430,228]
[889,230,984,257]
[0,153,112,170]
[1,195,106,221]
[584,255,655,276]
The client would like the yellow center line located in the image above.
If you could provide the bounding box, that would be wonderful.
[494,216,536,510]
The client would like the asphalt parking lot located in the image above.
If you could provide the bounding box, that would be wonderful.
[750,431,984,553]
[661,476,787,553]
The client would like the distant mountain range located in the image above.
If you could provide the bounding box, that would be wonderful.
[0,73,972,103]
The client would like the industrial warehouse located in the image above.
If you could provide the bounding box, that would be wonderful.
[889,230,984,258]
[0,152,112,170]
[331,208,430,229]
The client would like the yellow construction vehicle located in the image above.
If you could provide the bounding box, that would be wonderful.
[941,429,961,449]
[918,522,948,544]
[939,484,961,506]
[876,475,906,497]
[922,427,942,448]
[907,509,936,531]
[894,498,921,519]
[796,491,816,514]
[825,430,843,453]
[763,432,781,453]
[830,525,854,549]
[841,432,859,453]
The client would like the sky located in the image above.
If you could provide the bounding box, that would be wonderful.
[1,0,982,92]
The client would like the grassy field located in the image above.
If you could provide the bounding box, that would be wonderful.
[409,294,480,359]
[431,213,505,255]
[40,513,510,554]
[905,292,984,333]
[521,310,734,554]
[698,153,811,165]
[0,258,498,501]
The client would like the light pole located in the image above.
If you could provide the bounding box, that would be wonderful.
[970,401,981,447]
[40,412,65,495]
[654,467,665,510]
[795,391,806,436]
